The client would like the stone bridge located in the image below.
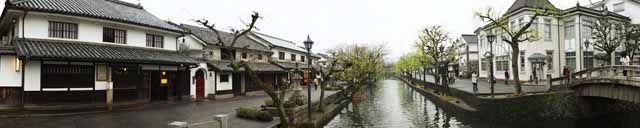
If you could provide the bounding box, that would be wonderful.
[549,65,640,103]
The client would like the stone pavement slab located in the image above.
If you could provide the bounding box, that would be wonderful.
[0,88,339,128]
[411,75,549,95]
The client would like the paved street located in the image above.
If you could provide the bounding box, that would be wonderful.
[0,88,337,128]
[410,75,549,95]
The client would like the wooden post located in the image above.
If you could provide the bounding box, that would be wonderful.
[107,66,113,111]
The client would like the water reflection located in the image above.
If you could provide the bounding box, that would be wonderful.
[324,79,464,128]
[324,79,640,128]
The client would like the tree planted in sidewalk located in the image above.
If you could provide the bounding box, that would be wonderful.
[476,2,555,95]
[195,12,295,127]
[414,25,459,95]
[592,16,625,65]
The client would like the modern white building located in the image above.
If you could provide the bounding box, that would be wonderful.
[476,0,630,82]
[0,0,196,107]
[589,0,640,23]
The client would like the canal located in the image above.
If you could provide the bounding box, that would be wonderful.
[324,79,640,128]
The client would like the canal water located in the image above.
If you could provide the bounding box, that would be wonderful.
[324,79,640,128]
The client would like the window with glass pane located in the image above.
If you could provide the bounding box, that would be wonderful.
[582,20,593,41]
[546,51,553,71]
[146,34,163,48]
[48,21,78,39]
[565,21,575,40]
[301,56,306,62]
[291,54,297,61]
[613,2,624,12]
[103,27,126,44]
[584,51,594,69]
[279,52,285,60]
[544,19,552,41]
[565,52,576,69]
[520,51,525,71]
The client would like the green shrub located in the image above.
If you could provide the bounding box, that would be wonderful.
[264,99,274,107]
[235,107,273,122]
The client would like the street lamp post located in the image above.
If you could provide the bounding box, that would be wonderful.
[486,32,496,97]
[303,35,314,122]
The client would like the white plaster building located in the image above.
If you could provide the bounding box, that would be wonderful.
[476,0,630,82]
[0,0,196,107]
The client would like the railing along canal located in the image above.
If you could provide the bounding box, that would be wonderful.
[548,65,640,91]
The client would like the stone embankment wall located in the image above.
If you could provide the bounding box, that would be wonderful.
[400,76,580,122]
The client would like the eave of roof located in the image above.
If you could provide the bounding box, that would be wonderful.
[15,38,197,65]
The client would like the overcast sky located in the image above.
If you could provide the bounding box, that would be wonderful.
[3,0,599,61]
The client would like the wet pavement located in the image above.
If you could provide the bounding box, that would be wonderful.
[0,88,337,128]
[410,75,549,95]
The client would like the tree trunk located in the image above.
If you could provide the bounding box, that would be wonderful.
[275,99,289,128]
[511,45,523,94]
[610,52,615,66]
[317,81,326,112]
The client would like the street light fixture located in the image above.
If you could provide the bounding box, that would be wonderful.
[486,32,496,97]
[303,35,314,122]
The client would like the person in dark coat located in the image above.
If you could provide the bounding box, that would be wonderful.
[504,71,510,85]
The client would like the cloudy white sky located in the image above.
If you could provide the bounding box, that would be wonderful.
[4,0,600,61]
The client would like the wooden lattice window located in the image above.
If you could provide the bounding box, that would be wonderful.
[103,27,127,44]
[146,34,164,48]
[48,21,78,39]
[41,64,94,88]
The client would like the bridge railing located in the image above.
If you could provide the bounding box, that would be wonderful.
[548,65,640,90]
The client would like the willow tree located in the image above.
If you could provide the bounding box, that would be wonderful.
[394,52,423,77]
[476,2,555,94]
[195,12,293,127]
[333,44,386,95]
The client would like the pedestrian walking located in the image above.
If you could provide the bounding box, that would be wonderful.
[504,71,510,85]
[563,67,570,84]
[471,72,478,92]
[621,54,631,76]
[532,67,538,84]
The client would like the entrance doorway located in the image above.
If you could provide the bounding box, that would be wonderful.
[148,71,167,101]
[232,73,242,96]
[195,69,205,99]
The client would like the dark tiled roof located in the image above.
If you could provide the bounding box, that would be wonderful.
[0,46,15,54]
[271,61,309,70]
[6,0,183,33]
[563,6,630,20]
[15,38,196,65]
[179,24,271,52]
[208,60,283,72]
[251,32,307,53]
[505,0,558,15]
[461,34,477,44]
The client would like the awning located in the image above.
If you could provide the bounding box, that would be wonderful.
[208,60,284,72]
[15,38,197,65]
[528,53,546,63]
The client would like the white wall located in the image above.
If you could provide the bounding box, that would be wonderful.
[189,63,216,98]
[272,48,308,63]
[0,55,21,87]
[217,73,232,91]
[23,61,41,91]
[22,12,180,51]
